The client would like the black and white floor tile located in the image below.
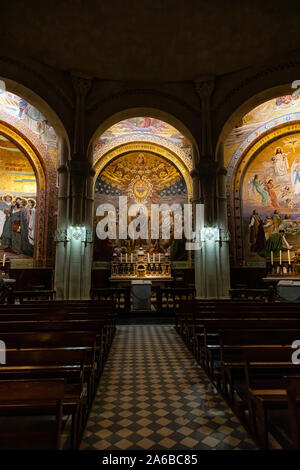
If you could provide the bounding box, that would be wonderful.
[81,325,257,450]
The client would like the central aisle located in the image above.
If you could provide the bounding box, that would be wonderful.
[81,325,256,450]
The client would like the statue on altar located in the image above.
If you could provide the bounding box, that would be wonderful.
[259,229,293,258]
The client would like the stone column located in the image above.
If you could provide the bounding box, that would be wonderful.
[54,136,70,299]
[216,144,231,298]
[191,165,204,297]
[193,75,229,298]
[68,74,93,299]
[54,73,94,299]
[197,161,220,298]
[80,153,95,300]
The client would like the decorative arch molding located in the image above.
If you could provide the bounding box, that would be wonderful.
[93,133,193,171]
[93,141,193,198]
[214,58,300,152]
[87,105,200,162]
[0,58,73,140]
[0,109,55,164]
[227,113,300,179]
[0,120,58,262]
[228,120,300,265]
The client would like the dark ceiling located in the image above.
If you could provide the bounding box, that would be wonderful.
[1,0,300,81]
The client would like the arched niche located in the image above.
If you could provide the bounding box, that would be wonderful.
[0,121,56,262]
[230,122,300,265]
[92,146,191,265]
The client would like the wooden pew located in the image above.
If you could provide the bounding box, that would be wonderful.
[218,330,299,403]
[176,299,300,355]
[91,287,131,314]
[0,379,65,450]
[245,360,300,449]
[202,318,300,373]
[0,300,117,449]
[12,290,56,303]
[285,375,300,449]
[0,349,88,449]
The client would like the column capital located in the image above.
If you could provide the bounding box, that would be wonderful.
[57,163,69,174]
[190,168,199,179]
[217,165,227,176]
[195,75,215,100]
[71,73,92,97]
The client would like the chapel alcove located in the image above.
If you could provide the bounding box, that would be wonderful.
[0,89,59,289]
[91,116,195,290]
[224,92,300,288]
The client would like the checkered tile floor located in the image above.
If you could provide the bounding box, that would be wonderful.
[81,325,257,450]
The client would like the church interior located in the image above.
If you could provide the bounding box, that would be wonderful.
[1,0,300,452]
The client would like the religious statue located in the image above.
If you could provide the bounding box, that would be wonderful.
[259,229,292,258]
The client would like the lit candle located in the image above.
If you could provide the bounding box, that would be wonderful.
[153,253,155,263]
[271,251,273,266]
[288,250,291,265]
[280,250,282,265]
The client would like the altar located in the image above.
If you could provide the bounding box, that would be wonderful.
[109,248,173,311]
[263,249,300,301]
[109,248,173,287]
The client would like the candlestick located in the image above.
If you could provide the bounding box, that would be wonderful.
[148,253,150,263]
[159,253,161,263]
[2,254,5,267]
[280,250,282,265]
[131,253,133,263]
[270,251,273,266]
[125,253,128,263]
[288,249,291,265]
[153,253,155,263]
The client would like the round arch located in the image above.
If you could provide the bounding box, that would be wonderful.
[0,120,51,260]
[87,107,200,168]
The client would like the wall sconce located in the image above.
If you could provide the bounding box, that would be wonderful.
[68,225,86,242]
[201,226,230,246]
[56,226,93,247]
[201,226,219,242]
